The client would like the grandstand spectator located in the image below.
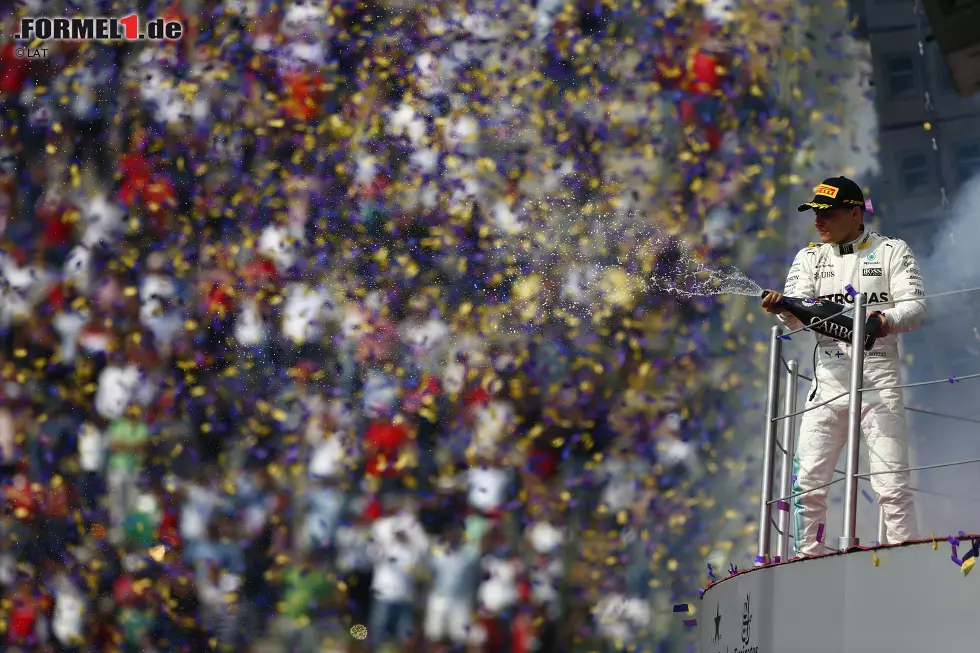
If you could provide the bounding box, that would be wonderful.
[105,403,151,538]
[50,559,87,653]
[279,548,334,653]
[368,497,428,649]
[423,523,481,650]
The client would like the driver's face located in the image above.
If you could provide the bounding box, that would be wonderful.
[813,207,860,244]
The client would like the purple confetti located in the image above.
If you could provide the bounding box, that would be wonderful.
[861,490,873,503]
[673,604,690,613]
[816,523,825,543]
[683,619,698,627]
[776,500,789,512]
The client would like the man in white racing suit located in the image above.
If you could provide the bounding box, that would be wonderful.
[762,176,927,556]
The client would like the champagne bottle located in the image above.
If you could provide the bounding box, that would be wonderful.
[761,291,882,350]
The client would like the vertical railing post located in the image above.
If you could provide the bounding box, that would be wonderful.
[877,505,887,546]
[840,293,868,551]
[756,325,783,566]
[776,359,799,562]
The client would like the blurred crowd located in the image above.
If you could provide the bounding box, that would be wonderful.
[0,0,792,651]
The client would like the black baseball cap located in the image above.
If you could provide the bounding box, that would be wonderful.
[797,176,866,212]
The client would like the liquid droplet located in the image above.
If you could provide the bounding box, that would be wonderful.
[649,248,763,298]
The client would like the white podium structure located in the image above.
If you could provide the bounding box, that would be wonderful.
[702,292,980,652]
[699,537,980,652]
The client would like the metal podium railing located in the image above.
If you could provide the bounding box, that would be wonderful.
[755,288,980,565]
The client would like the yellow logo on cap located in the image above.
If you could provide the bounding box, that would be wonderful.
[815,184,839,198]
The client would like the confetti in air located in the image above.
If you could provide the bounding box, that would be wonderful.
[0,0,881,649]
[350,624,368,641]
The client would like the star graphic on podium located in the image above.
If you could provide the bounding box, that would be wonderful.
[713,605,722,642]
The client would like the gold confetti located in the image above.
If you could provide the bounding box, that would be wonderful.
[964,557,977,576]
[350,624,368,640]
